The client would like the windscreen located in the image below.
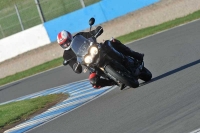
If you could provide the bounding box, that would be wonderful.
[71,35,90,57]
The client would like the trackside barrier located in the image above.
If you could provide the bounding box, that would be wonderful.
[0,24,50,63]
[44,0,159,42]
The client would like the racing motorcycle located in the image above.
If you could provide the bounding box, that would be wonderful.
[71,18,152,89]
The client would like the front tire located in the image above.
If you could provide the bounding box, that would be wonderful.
[105,65,139,88]
[139,67,152,82]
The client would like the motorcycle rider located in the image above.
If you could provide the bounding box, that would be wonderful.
[57,26,144,90]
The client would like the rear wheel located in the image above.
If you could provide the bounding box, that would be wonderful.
[105,65,139,88]
[139,67,152,82]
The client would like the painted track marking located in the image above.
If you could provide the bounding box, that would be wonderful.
[2,79,114,133]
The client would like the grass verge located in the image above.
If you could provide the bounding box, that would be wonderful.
[0,57,63,86]
[0,93,68,132]
[118,10,200,43]
[0,10,200,86]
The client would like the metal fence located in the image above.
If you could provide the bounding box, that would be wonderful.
[0,0,100,39]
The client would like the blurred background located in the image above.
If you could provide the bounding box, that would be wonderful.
[0,0,100,39]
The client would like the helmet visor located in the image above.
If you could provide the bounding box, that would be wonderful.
[60,39,71,49]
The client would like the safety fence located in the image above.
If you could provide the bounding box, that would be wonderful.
[0,0,100,39]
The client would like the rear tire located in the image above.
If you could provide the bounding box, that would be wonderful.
[139,67,152,82]
[105,65,139,88]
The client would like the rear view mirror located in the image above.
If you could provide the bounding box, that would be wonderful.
[89,18,95,26]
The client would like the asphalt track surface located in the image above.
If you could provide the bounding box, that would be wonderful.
[1,19,200,133]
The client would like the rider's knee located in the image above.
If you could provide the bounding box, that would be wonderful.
[89,73,101,89]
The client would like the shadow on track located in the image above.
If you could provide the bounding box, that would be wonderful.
[140,59,200,86]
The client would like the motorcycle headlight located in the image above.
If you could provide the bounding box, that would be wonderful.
[90,46,98,56]
[84,55,93,64]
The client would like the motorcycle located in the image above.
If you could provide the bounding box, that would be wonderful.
[71,18,152,89]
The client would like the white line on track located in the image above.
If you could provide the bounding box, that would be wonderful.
[3,79,117,133]
[190,128,200,133]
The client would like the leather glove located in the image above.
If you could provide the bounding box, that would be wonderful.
[63,60,69,66]
[95,26,103,38]
[73,62,82,73]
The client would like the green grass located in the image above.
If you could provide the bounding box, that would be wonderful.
[83,0,100,6]
[1,10,200,87]
[0,57,63,86]
[0,0,100,39]
[0,0,28,9]
[0,93,68,130]
[39,0,82,21]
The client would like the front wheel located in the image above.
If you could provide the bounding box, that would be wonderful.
[105,65,139,88]
[139,67,152,82]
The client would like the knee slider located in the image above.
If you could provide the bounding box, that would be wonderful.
[89,73,99,85]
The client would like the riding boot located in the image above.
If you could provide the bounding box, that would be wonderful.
[97,79,116,87]
[119,83,127,90]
